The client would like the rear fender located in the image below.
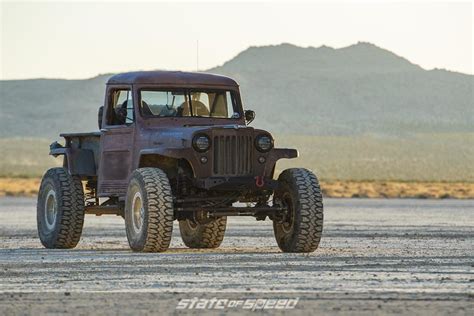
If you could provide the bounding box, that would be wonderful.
[50,145,96,176]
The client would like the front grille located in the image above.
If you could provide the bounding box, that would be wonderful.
[213,135,253,175]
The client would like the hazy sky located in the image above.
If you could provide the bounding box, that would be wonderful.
[1,1,472,79]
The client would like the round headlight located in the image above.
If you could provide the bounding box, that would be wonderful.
[255,134,273,152]
[193,135,211,152]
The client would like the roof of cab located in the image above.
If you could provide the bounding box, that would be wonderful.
[107,71,238,87]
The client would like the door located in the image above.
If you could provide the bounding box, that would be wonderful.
[97,87,135,197]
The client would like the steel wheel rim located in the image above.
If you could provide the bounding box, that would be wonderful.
[44,189,57,231]
[131,191,144,233]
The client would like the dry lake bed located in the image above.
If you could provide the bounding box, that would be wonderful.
[0,197,473,315]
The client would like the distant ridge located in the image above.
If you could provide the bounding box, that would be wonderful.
[214,42,421,73]
[1,42,472,138]
[209,42,473,135]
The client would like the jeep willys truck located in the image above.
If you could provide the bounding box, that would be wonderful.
[37,71,323,253]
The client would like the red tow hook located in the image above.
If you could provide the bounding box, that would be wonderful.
[255,176,265,188]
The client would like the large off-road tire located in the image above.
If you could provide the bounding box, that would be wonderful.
[37,167,85,249]
[179,217,227,248]
[273,168,324,253]
[125,168,174,252]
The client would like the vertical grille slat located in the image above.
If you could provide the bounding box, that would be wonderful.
[242,136,247,173]
[220,136,225,174]
[213,136,217,174]
[212,133,252,176]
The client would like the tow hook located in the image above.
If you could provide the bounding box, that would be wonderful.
[255,176,265,188]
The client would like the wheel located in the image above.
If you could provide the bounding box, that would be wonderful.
[273,168,324,253]
[37,168,85,249]
[179,217,227,248]
[125,168,174,252]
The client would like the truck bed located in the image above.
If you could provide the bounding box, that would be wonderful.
[50,132,102,176]
[60,131,102,138]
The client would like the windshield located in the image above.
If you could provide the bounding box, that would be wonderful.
[140,90,240,119]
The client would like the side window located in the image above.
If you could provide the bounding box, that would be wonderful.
[107,89,134,126]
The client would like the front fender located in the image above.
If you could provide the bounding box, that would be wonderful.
[138,148,200,177]
[264,148,298,175]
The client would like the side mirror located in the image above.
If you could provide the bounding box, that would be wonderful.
[244,110,255,124]
[98,106,104,129]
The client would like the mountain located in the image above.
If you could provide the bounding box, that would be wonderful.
[0,42,472,138]
[209,42,473,136]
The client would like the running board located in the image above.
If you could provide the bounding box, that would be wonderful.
[85,205,123,216]
[175,206,286,217]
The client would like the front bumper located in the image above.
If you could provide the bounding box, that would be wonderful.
[194,176,279,190]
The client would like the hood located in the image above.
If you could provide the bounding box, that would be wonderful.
[146,124,271,149]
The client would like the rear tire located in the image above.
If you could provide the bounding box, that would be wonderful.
[125,168,174,252]
[179,217,227,248]
[37,168,85,249]
[273,168,324,253]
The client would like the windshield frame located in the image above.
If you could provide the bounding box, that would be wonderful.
[137,87,243,120]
